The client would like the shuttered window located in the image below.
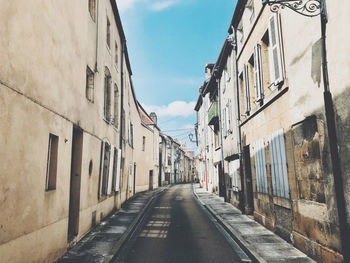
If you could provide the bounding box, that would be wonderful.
[253,44,263,102]
[269,129,290,198]
[113,148,122,192]
[98,141,111,198]
[243,64,250,114]
[254,139,268,193]
[268,13,284,86]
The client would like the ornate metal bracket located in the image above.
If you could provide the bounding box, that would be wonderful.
[262,0,323,17]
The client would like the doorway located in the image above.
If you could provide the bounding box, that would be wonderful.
[149,170,153,191]
[68,127,83,242]
[243,145,254,214]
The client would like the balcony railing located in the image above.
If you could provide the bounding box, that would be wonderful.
[208,101,219,125]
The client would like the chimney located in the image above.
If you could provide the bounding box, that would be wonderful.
[150,112,157,125]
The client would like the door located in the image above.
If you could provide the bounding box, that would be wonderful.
[149,170,153,190]
[243,145,254,214]
[68,127,83,241]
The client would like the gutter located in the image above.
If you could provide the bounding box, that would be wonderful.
[230,27,245,213]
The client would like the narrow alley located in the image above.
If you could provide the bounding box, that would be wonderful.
[1,0,350,262]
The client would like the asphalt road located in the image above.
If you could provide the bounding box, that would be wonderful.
[114,184,246,263]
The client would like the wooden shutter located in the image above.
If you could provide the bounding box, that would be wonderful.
[114,148,121,192]
[268,13,284,86]
[225,105,230,135]
[243,64,250,114]
[269,129,289,198]
[223,107,227,137]
[254,139,268,193]
[107,146,114,195]
[254,44,263,102]
[98,141,105,198]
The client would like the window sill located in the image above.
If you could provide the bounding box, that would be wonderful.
[273,196,292,209]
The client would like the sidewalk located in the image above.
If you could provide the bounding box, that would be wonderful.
[56,186,167,263]
[193,184,315,263]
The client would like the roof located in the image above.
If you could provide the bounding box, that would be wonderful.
[194,94,203,112]
[137,102,161,131]
[111,0,132,75]
[202,38,233,96]
[228,0,248,33]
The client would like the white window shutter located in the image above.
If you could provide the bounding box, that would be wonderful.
[107,146,114,195]
[129,164,132,192]
[223,107,227,137]
[114,148,121,192]
[268,13,284,86]
[225,105,230,135]
[254,44,263,102]
[99,141,105,198]
[243,64,250,114]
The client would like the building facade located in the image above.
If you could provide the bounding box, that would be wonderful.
[195,0,350,261]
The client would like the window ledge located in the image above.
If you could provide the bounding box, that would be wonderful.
[273,196,292,209]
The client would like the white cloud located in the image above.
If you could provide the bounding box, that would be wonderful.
[142,101,196,117]
[116,0,144,13]
[150,0,180,11]
[183,124,195,129]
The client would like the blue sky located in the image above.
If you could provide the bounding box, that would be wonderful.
[116,0,237,149]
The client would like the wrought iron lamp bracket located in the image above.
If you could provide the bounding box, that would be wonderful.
[262,0,324,17]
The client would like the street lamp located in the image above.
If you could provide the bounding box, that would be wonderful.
[262,0,323,17]
[188,132,197,143]
[262,0,350,261]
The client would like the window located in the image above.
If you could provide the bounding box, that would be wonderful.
[114,84,119,128]
[237,20,244,44]
[99,141,111,198]
[104,67,112,121]
[130,123,134,147]
[253,44,263,103]
[269,129,290,198]
[243,64,250,114]
[246,0,255,24]
[106,17,111,48]
[142,136,146,151]
[254,139,268,194]
[86,66,94,102]
[115,42,118,67]
[268,13,284,87]
[231,160,241,192]
[112,147,121,192]
[46,133,59,191]
[89,0,96,21]
[261,31,272,89]
[128,164,133,192]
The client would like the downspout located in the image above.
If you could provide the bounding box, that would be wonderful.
[119,40,125,197]
[231,26,245,212]
[94,0,99,72]
[320,2,350,260]
[217,75,228,202]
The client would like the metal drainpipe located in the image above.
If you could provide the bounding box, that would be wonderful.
[320,2,350,260]
[119,40,125,195]
[217,76,228,202]
[94,0,99,72]
[231,27,245,212]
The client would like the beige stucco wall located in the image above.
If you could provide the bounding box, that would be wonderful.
[234,0,343,260]
[0,0,155,262]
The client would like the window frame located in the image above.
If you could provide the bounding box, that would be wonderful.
[46,133,59,191]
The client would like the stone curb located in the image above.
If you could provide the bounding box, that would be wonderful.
[192,185,267,263]
[105,186,169,263]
